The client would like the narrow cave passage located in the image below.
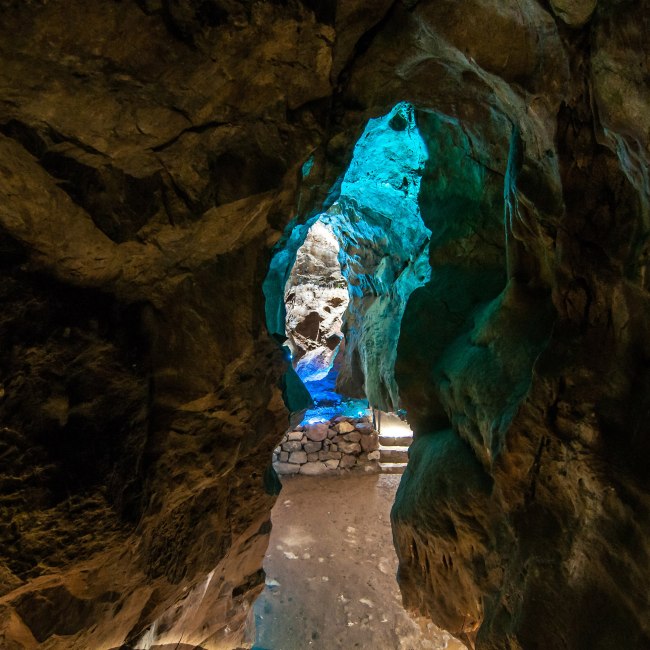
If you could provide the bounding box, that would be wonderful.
[2,5,649,650]
[254,104,464,649]
[264,102,432,475]
[265,102,432,407]
[282,218,364,422]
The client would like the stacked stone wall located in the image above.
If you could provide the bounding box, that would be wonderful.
[273,415,380,475]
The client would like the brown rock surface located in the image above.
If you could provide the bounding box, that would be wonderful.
[304,422,329,442]
[334,421,356,434]
[0,1,648,649]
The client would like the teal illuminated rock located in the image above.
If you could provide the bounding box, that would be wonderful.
[265,102,432,414]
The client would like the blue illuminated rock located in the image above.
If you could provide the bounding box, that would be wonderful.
[330,103,432,410]
[268,102,432,413]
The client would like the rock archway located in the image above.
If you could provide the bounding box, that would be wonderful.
[265,102,432,416]
[0,2,648,649]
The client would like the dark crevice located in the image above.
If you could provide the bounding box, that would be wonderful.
[40,150,163,243]
[524,435,548,506]
[304,0,335,24]
[0,118,163,242]
[151,119,230,153]
[333,0,400,90]
[0,118,108,160]
[0,119,49,157]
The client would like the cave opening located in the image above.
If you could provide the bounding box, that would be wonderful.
[256,94,518,647]
[253,103,464,649]
[264,102,432,429]
[282,217,362,422]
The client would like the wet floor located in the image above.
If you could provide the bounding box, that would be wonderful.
[253,473,465,650]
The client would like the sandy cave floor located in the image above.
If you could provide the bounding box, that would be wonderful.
[252,473,466,650]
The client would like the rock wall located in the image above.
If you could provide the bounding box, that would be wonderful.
[284,220,348,382]
[388,6,650,650]
[0,1,648,649]
[273,416,380,475]
[0,2,327,648]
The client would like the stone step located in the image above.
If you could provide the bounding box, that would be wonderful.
[379,434,413,447]
[379,445,409,463]
[379,462,408,474]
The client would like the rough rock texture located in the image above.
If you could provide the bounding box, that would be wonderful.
[266,102,433,411]
[0,2,327,648]
[550,0,597,27]
[331,103,432,408]
[284,220,348,381]
[389,5,650,650]
[273,415,379,475]
[0,1,649,650]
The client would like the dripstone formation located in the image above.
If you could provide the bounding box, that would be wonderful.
[0,1,648,649]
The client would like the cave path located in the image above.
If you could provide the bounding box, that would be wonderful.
[253,473,466,650]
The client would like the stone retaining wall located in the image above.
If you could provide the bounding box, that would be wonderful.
[273,415,380,476]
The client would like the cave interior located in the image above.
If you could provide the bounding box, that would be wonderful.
[265,102,433,425]
[0,1,648,649]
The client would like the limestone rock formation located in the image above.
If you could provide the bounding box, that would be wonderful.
[0,2,326,648]
[284,220,348,382]
[267,102,433,411]
[550,0,597,27]
[0,1,648,649]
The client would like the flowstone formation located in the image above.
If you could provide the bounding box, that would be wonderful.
[0,2,648,650]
